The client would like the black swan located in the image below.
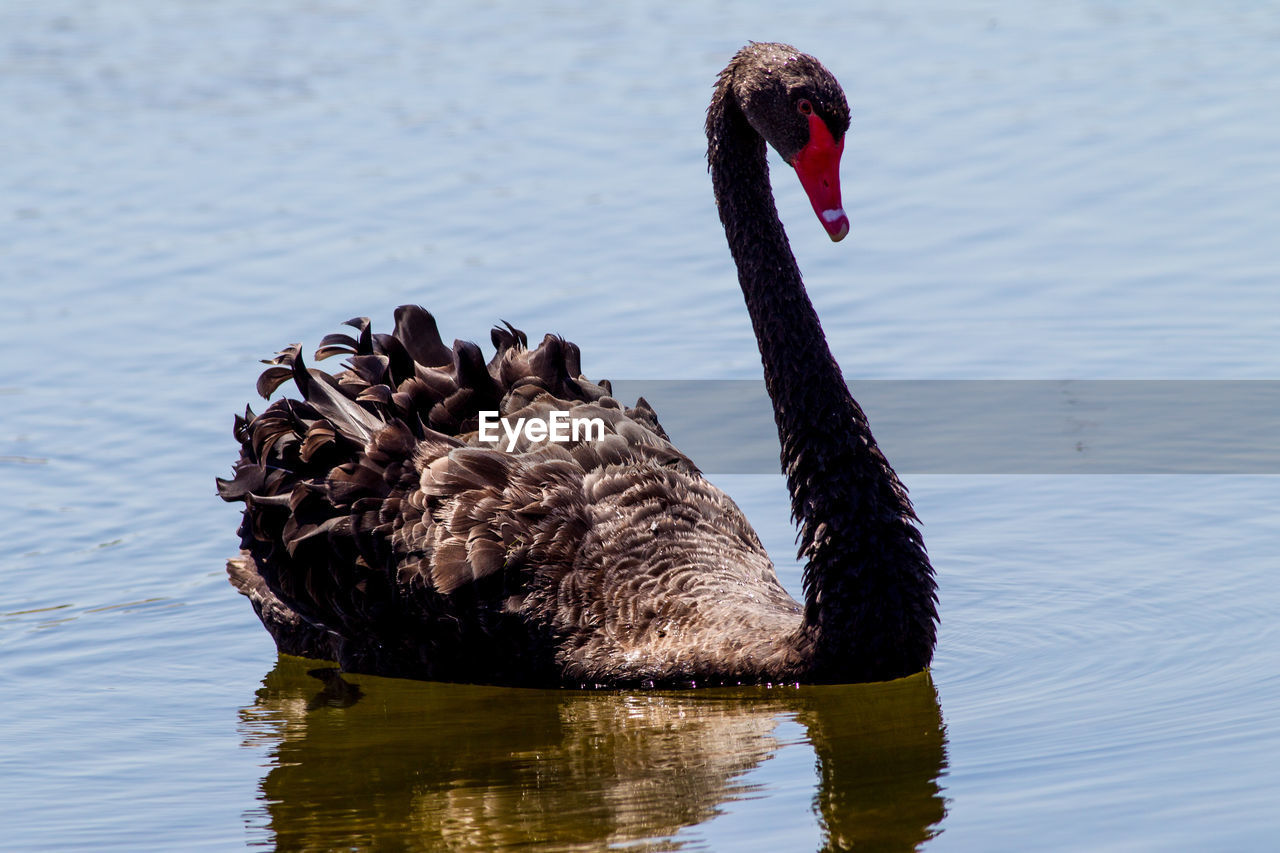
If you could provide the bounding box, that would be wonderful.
[217,42,938,687]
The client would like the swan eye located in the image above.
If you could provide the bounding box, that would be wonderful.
[797,99,814,116]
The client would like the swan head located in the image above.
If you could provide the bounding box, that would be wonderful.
[730,43,852,241]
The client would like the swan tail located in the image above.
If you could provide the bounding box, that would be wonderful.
[226,553,339,661]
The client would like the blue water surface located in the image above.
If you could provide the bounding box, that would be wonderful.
[2,2,1278,850]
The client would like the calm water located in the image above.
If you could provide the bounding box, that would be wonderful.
[3,2,1278,850]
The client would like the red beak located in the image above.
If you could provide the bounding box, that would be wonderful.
[791,113,849,242]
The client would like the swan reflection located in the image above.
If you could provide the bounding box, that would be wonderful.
[240,657,947,851]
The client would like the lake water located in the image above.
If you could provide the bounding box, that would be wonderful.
[2,1,1278,850]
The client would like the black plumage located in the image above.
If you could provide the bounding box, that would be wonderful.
[218,43,938,687]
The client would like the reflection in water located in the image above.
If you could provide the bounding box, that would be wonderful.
[240,658,947,851]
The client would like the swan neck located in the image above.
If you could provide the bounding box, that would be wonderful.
[707,90,938,681]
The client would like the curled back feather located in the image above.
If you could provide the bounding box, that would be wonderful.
[218,305,692,679]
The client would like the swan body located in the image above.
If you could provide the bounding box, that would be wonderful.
[218,43,938,687]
